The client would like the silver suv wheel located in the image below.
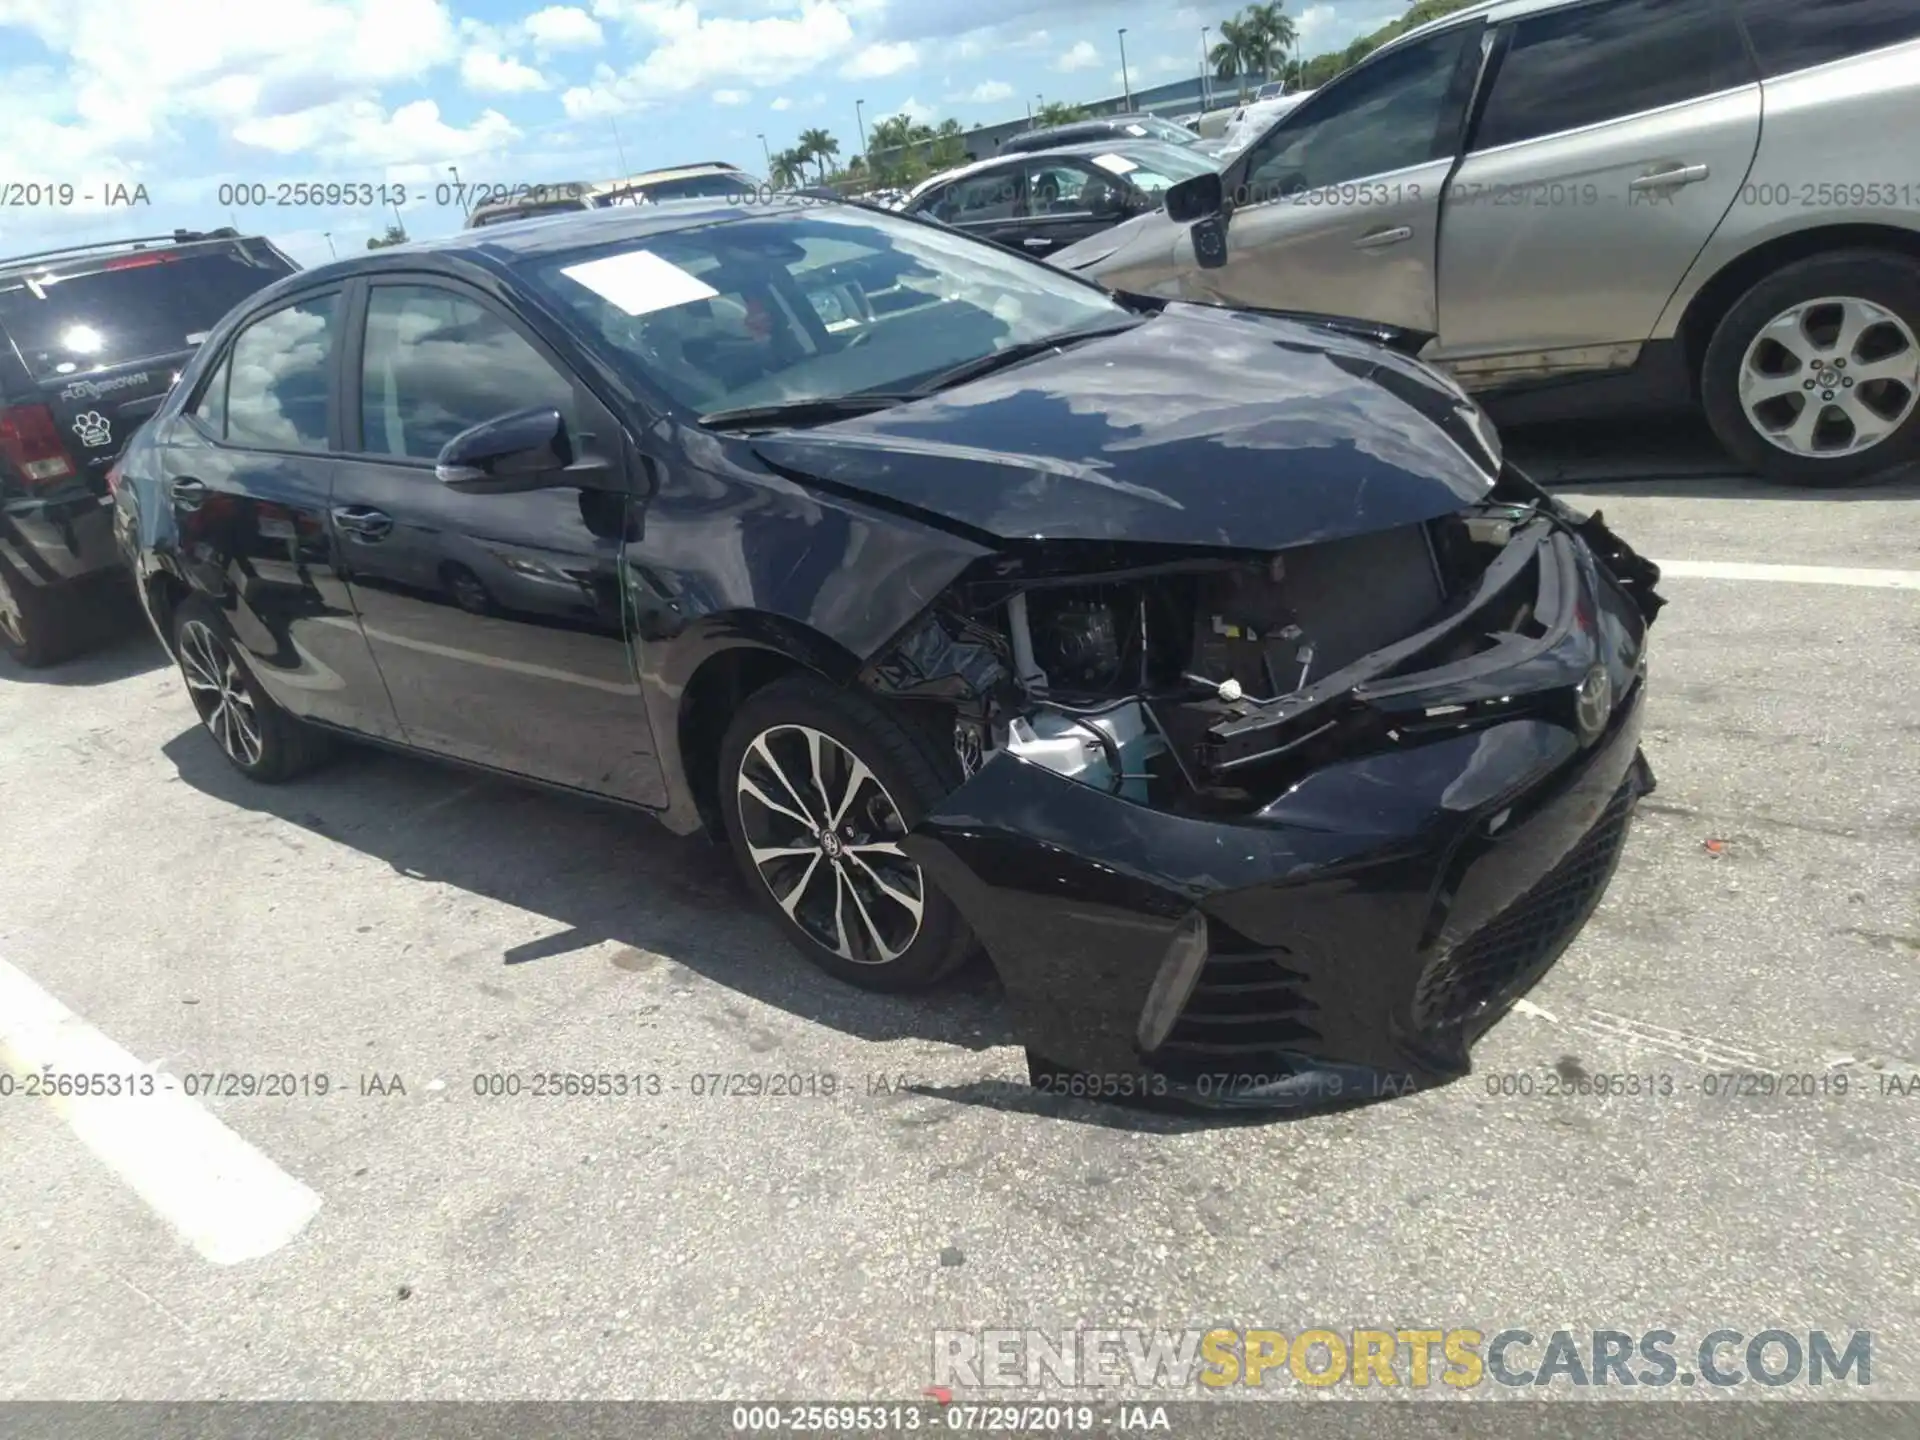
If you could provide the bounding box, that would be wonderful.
[734,723,925,965]
[1738,296,1920,458]
[0,567,24,649]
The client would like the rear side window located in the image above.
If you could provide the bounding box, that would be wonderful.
[190,355,231,437]
[1473,0,1753,151]
[226,294,338,452]
[0,243,296,382]
[1737,0,1920,77]
[359,285,576,462]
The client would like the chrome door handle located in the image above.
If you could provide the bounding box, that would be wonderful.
[1354,225,1414,249]
[331,505,393,541]
[1630,163,1710,191]
[1022,237,1054,249]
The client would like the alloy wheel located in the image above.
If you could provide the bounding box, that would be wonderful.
[0,567,24,649]
[1738,296,1920,457]
[178,618,265,768]
[734,723,925,965]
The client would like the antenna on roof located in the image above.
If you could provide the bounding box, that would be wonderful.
[611,120,631,178]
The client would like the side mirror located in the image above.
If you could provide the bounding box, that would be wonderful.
[435,407,573,494]
[1165,171,1225,224]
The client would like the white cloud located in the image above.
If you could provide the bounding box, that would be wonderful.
[0,0,462,167]
[230,97,517,165]
[964,79,1012,103]
[461,48,547,92]
[711,87,749,103]
[769,94,793,110]
[522,4,603,48]
[839,40,917,78]
[1056,39,1099,72]
[896,95,934,124]
[561,0,856,117]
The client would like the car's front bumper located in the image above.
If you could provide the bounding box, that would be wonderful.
[903,503,1658,1112]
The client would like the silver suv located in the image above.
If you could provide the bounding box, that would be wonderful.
[1050,0,1920,485]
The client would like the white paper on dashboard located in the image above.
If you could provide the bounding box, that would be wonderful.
[1090,153,1138,175]
[560,251,719,316]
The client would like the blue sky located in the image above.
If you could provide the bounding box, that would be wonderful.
[0,0,1403,267]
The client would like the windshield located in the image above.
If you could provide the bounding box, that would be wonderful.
[0,243,295,380]
[1088,144,1219,193]
[524,207,1128,417]
[1141,117,1201,143]
[599,172,763,205]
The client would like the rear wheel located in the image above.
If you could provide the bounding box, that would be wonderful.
[171,597,330,781]
[718,674,975,991]
[0,558,78,668]
[1701,251,1920,486]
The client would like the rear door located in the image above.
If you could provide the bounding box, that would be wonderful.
[1188,22,1484,331]
[0,238,297,491]
[925,165,1031,248]
[1432,0,1761,377]
[327,277,665,804]
[155,287,402,737]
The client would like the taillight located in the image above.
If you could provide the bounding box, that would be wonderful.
[0,404,77,485]
[103,253,177,271]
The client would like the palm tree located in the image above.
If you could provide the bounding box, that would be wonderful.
[1247,2,1298,87]
[1210,15,1260,100]
[797,127,838,183]
[769,148,807,189]
[1033,101,1087,127]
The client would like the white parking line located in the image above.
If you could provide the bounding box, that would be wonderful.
[0,958,321,1265]
[1651,560,1920,589]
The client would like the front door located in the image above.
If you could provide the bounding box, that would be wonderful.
[326,278,665,805]
[1432,0,1762,377]
[1178,22,1484,333]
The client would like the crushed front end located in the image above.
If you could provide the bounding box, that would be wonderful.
[865,466,1663,1110]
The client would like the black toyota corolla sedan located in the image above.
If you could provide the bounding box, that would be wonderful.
[114,197,1663,1110]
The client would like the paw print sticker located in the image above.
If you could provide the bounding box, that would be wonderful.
[72,410,112,448]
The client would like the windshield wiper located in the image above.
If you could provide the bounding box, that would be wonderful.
[698,394,916,431]
[905,319,1143,397]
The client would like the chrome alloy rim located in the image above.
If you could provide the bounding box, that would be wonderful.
[1739,296,1920,457]
[734,724,924,964]
[178,619,264,767]
[0,568,24,648]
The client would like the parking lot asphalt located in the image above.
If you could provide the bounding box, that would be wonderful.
[1,427,1916,1405]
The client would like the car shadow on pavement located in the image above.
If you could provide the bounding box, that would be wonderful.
[1503,413,1920,497]
[0,620,168,687]
[159,722,1020,1046]
[158,726,1296,1133]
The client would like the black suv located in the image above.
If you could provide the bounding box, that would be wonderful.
[0,228,298,665]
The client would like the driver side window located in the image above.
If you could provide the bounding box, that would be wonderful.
[1240,27,1476,202]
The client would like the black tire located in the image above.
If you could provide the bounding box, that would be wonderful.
[1700,250,1920,486]
[170,596,331,782]
[718,673,975,992]
[441,562,496,617]
[0,557,76,668]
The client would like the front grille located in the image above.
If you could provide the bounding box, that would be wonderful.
[1414,779,1638,1031]
[1158,922,1321,1063]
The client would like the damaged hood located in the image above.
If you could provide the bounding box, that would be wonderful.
[752,304,1497,551]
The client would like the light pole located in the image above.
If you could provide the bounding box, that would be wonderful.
[757,132,773,175]
[447,163,465,217]
[855,99,867,156]
[1200,26,1211,112]
[1118,28,1132,110]
[322,232,337,260]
